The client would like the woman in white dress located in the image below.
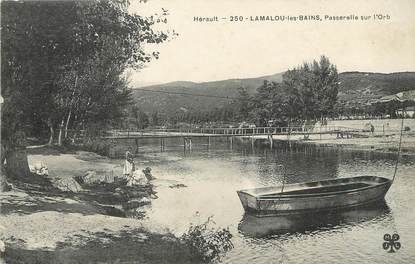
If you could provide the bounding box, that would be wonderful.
[123,151,135,178]
[123,150,150,186]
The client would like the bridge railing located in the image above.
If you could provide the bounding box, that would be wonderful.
[105,125,366,138]
[66,124,405,140]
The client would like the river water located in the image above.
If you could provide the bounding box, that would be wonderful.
[121,138,415,264]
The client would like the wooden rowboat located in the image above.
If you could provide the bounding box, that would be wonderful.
[237,176,392,217]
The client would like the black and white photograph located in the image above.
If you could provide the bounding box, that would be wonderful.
[1,0,415,263]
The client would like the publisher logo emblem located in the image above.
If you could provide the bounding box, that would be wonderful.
[383,234,401,253]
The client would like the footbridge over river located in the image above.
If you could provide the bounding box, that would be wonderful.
[104,126,367,139]
[102,126,370,151]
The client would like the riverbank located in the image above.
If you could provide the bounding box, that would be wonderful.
[252,133,415,155]
[0,146,202,264]
[1,205,198,263]
[304,134,415,155]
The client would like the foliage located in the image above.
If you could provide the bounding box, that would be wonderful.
[250,80,287,126]
[239,55,339,126]
[130,105,150,129]
[151,111,160,126]
[282,55,339,120]
[236,87,252,120]
[181,216,234,263]
[164,103,239,126]
[175,56,339,127]
[1,0,171,146]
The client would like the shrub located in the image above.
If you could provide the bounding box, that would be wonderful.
[181,216,233,263]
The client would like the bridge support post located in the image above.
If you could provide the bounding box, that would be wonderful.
[287,131,292,151]
[160,138,165,152]
[229,136,233,150]
[135,138,139,154]
[184,137,192,151]
[108,139,115,158]
[268,134,273,149]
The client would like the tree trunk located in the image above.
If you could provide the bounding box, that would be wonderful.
[48,123,54,145]
[64,109,72,139]
[1,143,9,191]
[64,76,77,139]
[1,143,6,166]
[57,119,64,146]
[3,131,31,180]
[5,149,31,179]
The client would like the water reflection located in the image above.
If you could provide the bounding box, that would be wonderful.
[238,144,342,185]
[238,201,391,238]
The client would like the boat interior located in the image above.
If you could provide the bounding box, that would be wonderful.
[260,182,371,197]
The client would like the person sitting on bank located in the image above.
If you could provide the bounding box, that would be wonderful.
[122,150,152,186]
[123,150,135,178]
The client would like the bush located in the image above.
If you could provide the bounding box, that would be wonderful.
[81,139,111,157]
[181,216,233,263]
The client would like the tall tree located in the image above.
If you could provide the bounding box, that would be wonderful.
[282,56,339,121]
[131,106,150,130]
[236,87,251,121]
[250,80,286,126]
[1,0,171,178]
[151,111,160,126]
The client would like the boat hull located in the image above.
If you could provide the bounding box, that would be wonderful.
[237,176,392,216]
[239,201,390,237]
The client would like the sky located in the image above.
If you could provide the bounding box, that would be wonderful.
[129,0,415,86]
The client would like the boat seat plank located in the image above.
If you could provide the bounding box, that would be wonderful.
[259,182,371,197]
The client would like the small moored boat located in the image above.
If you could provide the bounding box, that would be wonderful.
[237,176,392,217]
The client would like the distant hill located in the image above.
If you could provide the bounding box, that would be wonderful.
[131,71,415,117]
[131,72,283,117]
[337,72,415,107]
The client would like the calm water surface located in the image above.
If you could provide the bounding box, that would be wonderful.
[121,138,415,264]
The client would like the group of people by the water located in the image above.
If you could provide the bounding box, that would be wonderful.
[122,150,154,186]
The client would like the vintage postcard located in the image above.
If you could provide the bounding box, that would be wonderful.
[1,0,414,263]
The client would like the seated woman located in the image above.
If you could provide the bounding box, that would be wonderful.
[123,150,150,186]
